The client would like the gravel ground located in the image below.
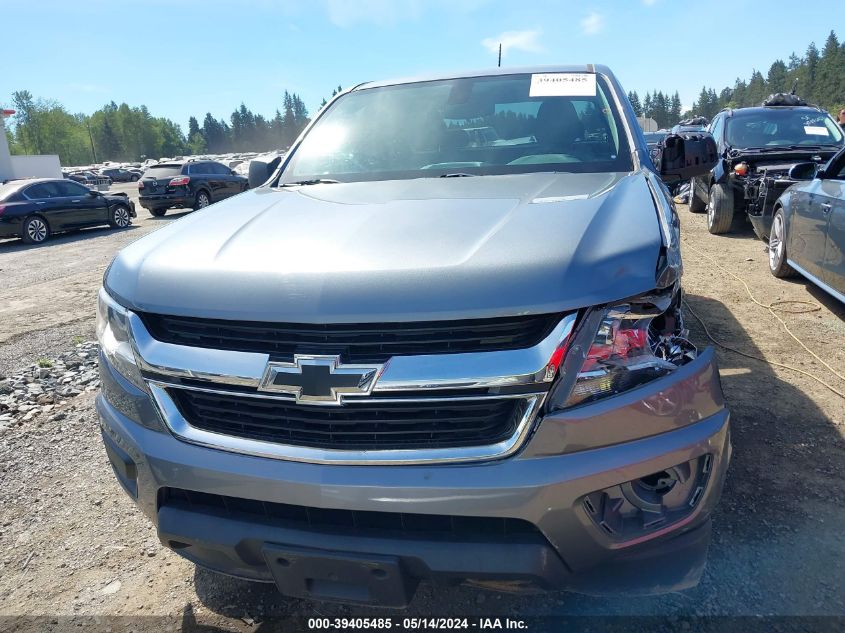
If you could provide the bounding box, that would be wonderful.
[0,196,844,631]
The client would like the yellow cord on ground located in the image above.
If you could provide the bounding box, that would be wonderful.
[681,239,845,400]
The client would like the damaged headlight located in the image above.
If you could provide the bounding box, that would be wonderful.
[96,287,146,391]
[549,298,696,410]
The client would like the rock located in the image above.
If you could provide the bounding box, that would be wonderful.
[0,381,12,395]
[100,580,122,595]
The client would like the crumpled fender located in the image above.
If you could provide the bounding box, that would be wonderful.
[712,158,728,185]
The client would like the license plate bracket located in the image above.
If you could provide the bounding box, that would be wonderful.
[262,544,418,607]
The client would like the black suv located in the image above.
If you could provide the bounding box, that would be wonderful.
[138,160,249,216]
[689,95,844,236]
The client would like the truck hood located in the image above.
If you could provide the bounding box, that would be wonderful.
[107,172,662,322]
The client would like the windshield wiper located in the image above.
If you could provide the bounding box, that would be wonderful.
[278,179,341,187]
[439,173,477,178]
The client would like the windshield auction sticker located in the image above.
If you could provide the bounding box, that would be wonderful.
[529,73,596,97]
[804,125,829,136]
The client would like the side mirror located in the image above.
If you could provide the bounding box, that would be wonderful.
[788,162,818,181]
[656,133,718,183]
[231,169,238,175]
[87,190,100,197]
[248,160,271,188]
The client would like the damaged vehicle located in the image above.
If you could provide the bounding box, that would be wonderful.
[96,65,727,606]
[689,94,844,236]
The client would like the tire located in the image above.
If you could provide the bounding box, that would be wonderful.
[706,183,736,234]
[131,175,140,182]
[689,178,706,212]
[149,207,167,217]
[195,190,211,209]
[21,215,50,244]
[109,204,132,229]
[768,208,798,278]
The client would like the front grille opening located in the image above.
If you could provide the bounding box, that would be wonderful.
[139,312,563,363]
[169,388,527,450]
[159,487,540,540]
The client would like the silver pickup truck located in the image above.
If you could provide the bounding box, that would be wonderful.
[96,65,728,607]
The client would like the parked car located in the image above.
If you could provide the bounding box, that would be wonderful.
[768,147,845,303]
[137,159,248,216]
[0,178,135,244]
[690,94,844,236]
[670,116,709,135]
[643,129,669,152]
[67,171,111,187]
[96,65,726,606]
[100,167,140,183]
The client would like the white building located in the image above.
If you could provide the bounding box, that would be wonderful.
[0,109,62,183]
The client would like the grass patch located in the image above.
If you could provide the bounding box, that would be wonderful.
[37,358,53,368]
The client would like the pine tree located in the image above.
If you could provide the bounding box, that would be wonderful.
[628,91,643,117]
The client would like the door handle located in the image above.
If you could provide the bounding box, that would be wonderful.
[71,199,81,203]
[36,201,45,205]
[821,203,832,214]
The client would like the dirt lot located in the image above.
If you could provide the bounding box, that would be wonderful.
[0,189,844,630]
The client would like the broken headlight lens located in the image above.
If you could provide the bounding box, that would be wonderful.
[96,287,146,391]
[557,305,679,409]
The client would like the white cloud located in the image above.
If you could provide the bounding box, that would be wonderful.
[481,29,542,58]
[642,0,658,6]
[580,11,604,35]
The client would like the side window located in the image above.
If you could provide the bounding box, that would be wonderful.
[710,116,724,145]
[56,181,90,197]
[834,156,845,180]
[24,184,51,199]
[24,182,62,199]
[211,162,230,175]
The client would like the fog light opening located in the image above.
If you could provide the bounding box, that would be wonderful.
[581,454,713,542]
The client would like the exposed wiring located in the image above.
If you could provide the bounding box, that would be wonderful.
[681,239,845,400]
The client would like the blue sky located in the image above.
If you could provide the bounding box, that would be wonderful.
[1,0,836,130]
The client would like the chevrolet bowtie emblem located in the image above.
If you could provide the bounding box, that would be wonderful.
[258,355,382,405]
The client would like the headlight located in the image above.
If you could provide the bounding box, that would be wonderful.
[549,302,690,410]
[96,287,146,391]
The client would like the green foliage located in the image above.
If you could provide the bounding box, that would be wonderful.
[36,358,53,368]
[689,30,845,118]
[5,87,315,165]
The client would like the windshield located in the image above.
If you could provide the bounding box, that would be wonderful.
[726,109,844,148]
[643,132,667,144]
[145,164,183,178]
[282,73,632,184]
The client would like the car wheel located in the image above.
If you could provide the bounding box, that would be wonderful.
[131,175,140,182]
[109,205,132,229]
[706,183,737,234]
[768,208,797,278]
[22,216,50,244]
[195,190,211,209]
[689,178,706,212]
[149,208,167,217]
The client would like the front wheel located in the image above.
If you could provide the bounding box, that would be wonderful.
[707,183,736,234]
[689,178,706,212]
[195,191,211,209]
[109,205,132,229]
[768,208,798,278]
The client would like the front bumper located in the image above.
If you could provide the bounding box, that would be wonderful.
[97,348,731,603]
